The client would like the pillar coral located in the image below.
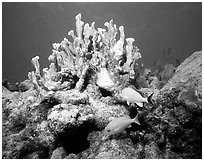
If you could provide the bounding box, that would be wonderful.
[112,26,125,62]
[75,13,84,46]
[28,13,142,92]
[126,38,135,65]
[31,56,41,77]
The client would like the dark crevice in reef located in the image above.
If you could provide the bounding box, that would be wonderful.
[40,97,61,109]
[12,121,27,133]
[88,36,94,52]
[98,87,113,97]
[54,120,99,155]
[61,74,79,89]
[81,68,96,91]
[7,113,28,133]
[157,141,167,152]
[27,97,62,122]
[18,141,50,159]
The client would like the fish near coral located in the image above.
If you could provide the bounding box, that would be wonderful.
[119,86,154,107]
[102,114,140,140]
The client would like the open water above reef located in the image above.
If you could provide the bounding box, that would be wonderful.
[2,2,202,84]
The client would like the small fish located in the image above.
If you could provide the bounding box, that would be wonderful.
[119,85,154,107]
[102,114,140,139]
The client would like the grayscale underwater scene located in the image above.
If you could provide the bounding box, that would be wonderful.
[2,3,202,159]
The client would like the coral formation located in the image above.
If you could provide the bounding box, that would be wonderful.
[27,13,141,93]
[2,14,202,159]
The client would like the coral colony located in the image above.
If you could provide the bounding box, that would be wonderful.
[28,13,141,96]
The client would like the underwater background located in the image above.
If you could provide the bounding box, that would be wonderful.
[2,2,202,84]
[2,2,202,159]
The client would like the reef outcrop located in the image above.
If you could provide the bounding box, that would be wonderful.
[2,14,202,159]
[161,51,202,97]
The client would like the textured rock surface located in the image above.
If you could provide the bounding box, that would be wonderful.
[161,51,202,97]
[2,51,202,159]
[51,147,67,159]
[18,79,35,92]
[159,64,176,81]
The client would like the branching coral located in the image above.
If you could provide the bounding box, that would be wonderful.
[28,13,142,94]
[31,56,41,77]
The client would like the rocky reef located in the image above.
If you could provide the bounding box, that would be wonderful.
[2,14,202,159]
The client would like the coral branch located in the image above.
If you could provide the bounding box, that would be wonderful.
[75,64,90,91]
[126,38,135,65]
[112,26,125,62]
[75,13,84,45]
[31,56,41,77]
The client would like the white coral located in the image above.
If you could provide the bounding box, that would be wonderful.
[31,56,40,76]
[96,67,115,90]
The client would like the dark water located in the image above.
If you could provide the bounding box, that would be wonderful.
[2,2,202,84]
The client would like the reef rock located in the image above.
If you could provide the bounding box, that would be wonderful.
[159,64,176,81]
[2,79,19,92]
[47,103,94,134]
[148,76,160,89]
[145,51,202,159]
[51,147,67,159]
[79,131,138,159]
[161,51,202,98]
[151,87,202,159]
[54,89,89,105]
[18,79,35,92]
